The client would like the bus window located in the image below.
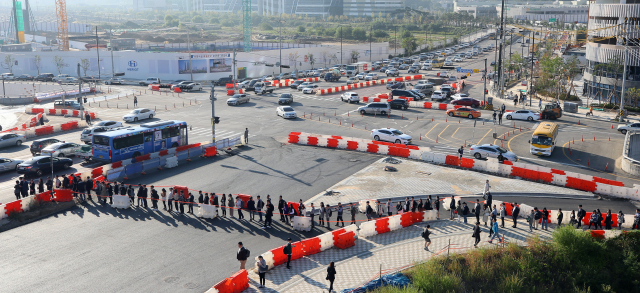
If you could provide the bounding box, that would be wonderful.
[531,135,552,146]
[144,133,153,142]
[94,136,110,146]
[113,134,143,150]
[162,127,179,139]
[180,127,187,145]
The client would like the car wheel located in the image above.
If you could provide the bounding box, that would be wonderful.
[149,114,153,119]
[16,140,22,146]
[63,163,71,169]
[448,112,454,117]
[621,129,627,135]
[134,117,138,122]
[474,153,482,159]
[506,115,512,120]
[58,153,65,158]
[395,139,401,144]
[36,169,43,176]
[374,135,380,141]
[360,110,366,115]
[527,116,533,121]
[381,111,387,115]
[468,114,473,119]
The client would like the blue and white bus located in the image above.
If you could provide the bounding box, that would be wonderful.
[92,120,188,163]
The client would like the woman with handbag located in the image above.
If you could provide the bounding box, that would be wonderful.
[326,262,336,293]
[618,210,625,230]
[605,210,613,230]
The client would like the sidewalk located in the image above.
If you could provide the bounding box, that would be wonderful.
[241,217,580,293]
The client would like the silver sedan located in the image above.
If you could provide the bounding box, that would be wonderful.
[0,133,26,149]
[0,158,24,172]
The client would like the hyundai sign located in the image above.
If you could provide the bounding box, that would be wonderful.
[127,60,138,71]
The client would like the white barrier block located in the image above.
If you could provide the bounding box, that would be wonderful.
[0,205,5,219]
[431,103,440,110]
[318,232,334,251]
[408,149,422,160]
[165,156,178,168]
[358,200,377,213]
[622,215,634,228]
[595,183,613,197]
[197,205,218,219]
[255,251,275,270]
[53,124,62,132]
[21,196,34,212]
[576,173,594,181]
[433,153,447,164]
[317,137,328,147]
[358,221,378,238]
[446,104,455,109]
[292,216,312,231]
[111,195,131,209]
[498,164,512,177]
[337,140,348,149]
[357,143,368,152]
[472,160,487,172]
[388,215,402,231]
[344,224,358,235]
[422,151,435,162]
[552,174,568,186]
[423,210,438,221]
[297,135,308,145]
[519,204,534,218]
[377,145,389,155]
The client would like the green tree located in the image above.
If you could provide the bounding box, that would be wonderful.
[258,22,273,30]
[373,30,389,38]
[33,55,41,75]
[401,37,418,57]
[308,53,315,68]
[400,30,411,39]
[80,58,91,76]
[297,25,306,33]
[52,56,65,75]
[2,55,15,74]
[350,50,360,63]
[352,27,367,40]
[209,18,219,24]
[192,15,205,23]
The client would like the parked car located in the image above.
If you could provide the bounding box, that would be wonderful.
[278,93,293,105]
[451,98,481,108]
[290,80,305,89]
[81,127,111,144]
[340,92,360,103]
[276,106,297,119]
[60,77,78,84]
[446,107,481,119]
[297,82,313,91]
[123,108,156,122]
[431,90,446,101]
[0,157,24,172]
[357,102,391,115]
[53,74,71,82]
[617,122,640,134]
[41,142,82,157]
[0,133,26,149]
[386,68,400,77]
[104,78,124,85]
[388,99,409,110]
[451,93,469,100]
[16,74,34,81]
[413,83,434,95]
[1,73,15,80]
[35,73,55,82]
[16,156,73,177]
[301,84,320,94]
[215,77,234,86]
[469,144,518,161]
[408,66,420,73]
[356,72,367,79]
[503,110,540,121]
[371,128,412,144]
[54,101,82,110]
[30,138,61,156]
[227,94,251,106]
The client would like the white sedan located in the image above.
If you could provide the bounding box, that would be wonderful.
[371,128,412,144]
[365,73,379,80]
[451,93,469,100]
[302,84,320,94]
[356,72,366,79]
[503,110,540,121]
[276,106,297,119]
[346,77,360,85]
[41,142,82,158]
[454,57,463,62]
[0,158,24,172]
[123,108,156,122]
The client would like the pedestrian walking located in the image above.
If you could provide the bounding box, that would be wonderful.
[248,196,256,221]
[577,205,585,228]
[557,208,564,226]
[605,209,613,230]
[528,210,536,232]
[256,195,264,222]
[483,180,491,199]
[458,146,464,162]
[336,203,344,227]
[500,203,506,228]
[257,255,267,288]
[541,208,549,230]
[284,238,294,269]
[482,205,490,226]
[133,95,138,107]
[474,199,481,224]
[263,199,274,229]
[422,225,432,251]
[85,111,92,125]
[236,197,244,219]
[617,210,625,230]
[365,201,373,221]
[228,194,235,218]
[244,128,249,144]
[350,203,357,225]
[449,195,456,220]
[512,203,520,228]
[326,262,336,293]
[473,222,482,248]
[488,218,500,244]
[492,111,497,123]
[237,242,249,270]
[498,111,503,124]
[435,196,440,219]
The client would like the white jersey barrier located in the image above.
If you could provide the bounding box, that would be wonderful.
[111,195,131,209]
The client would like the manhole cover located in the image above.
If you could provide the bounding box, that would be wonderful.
[349,159,358,162]
[183,282,199,289]
[164,277,180,283]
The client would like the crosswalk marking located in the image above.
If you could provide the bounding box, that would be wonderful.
[189,127,244,140]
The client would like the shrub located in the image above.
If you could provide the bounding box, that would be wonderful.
[258,22,273,30]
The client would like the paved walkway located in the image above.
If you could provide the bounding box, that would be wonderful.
[241,217,563,293]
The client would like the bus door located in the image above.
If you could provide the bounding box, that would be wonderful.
[180,126,188,146]
[143,132,154,154]
[153,130,164,152]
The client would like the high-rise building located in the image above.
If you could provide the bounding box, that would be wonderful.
[342,0,404,17]
[584,0,640,104]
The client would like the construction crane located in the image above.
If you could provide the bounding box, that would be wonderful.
[242,0,252,52]
[55,0,69,51]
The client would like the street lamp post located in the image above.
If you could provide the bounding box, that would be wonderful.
[210,85,216,145]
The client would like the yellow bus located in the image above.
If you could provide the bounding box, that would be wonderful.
[530,122,559,156]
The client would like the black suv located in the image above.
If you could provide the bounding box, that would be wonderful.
[36,73,55,82]
[390,89,422,100]
[30,138,61,155]
[215,77,234,86]
[389,99,409,110]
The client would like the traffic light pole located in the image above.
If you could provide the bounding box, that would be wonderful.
[483,58,487,105]
[210,85,216,146]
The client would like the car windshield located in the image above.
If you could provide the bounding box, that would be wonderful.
[23,158,38,165]
[82,129,92,134]
[531,135,553,146]
[496,147,509,153]
[391,130,403,135]
[280,94,291,99]
[283,107,294,112]
[130,110,140,114]
[231,95,243,99]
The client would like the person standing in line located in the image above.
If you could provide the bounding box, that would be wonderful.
[396,201,402,214]
[533,208,541,230]
[256,195,264,222]
[417,199,424,212]
[617,210,625,230]
[462,202,470,223]
[86,177,94,201]
[298,199,306,217]
[14,180,21,200]
[143,185,150,208]
[473,222,482,248]
[449,196,456,220]
[236,197,245,219]
[55,175,62,189]
[256,255,267,288]
[474,199,482,224]
[228,194,235,218]
[411,197,418,213]
[377,200,384,217]
[634,209,640,230]
[541,208,549,231]
[588,210,598,229]
[324,204,331,227]
[263,199,274,229]
[237,242,248,270]
[557,208,564,226]
[605,209,613,230]
[113,181,120,196]
[46,176,53,192]
[403,197,410,213]
[173,189,180,211]
[278,196,286,222]
[284,238,294,269]
[37,178,44,194]
[29,179,36,196]
[150,186,159,211]
[107,183,113,205]
[204,193,210,206]
[387,199,393,217]
[499,203,506,228]
[198,191,204,205]
[528,209,536,232]
[160,188,167,210]
[482,204,490,226]
[488,218,500,244]
[282,204,289,224]
[178,191,186,214]
[309,203,317,228]
[577,204,585,229]
[512,203,520,228]
[569,210,577,226]
[247,196,256,221]
[435,196,440,219]
[596,209,604,230]
[220,194,226,217]
[336,203,344,227]
[422,225,432,251]
[326,262,336,293]
[456,201,463,222]
[167,188,174,212]
[126,185,134,204]
[350,203,357,225]
[289,204,296,224]
[365,201,374,221]
[77,177,85,201]
[486,191,493,209]
[244,128,249,144]
[425,196,432,211]
[100,182,108,204]
[319,203,326,226]
[71,175,78,192]
[491,204,497,225]
[136,184,144,207]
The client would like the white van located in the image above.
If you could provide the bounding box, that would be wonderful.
[1,73,15,80]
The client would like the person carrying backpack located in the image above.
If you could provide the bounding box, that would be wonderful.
[422,225,432,251]
[236,242,249,270]
[283,238,295,269]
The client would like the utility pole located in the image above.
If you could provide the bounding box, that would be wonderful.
[109,28,114,77]
[497,0,506,99]
[95,26,101,81]
[369,26,372,63]
[210,85,216,145]
[484,58,487,104]
[187,30,193,81]
[232,48,236,82]
[77,62,83,112]
[619,38,629,122]
[530,28,535,109]
[394,26,397,56]
[509,32,513,80]
[279,12,282,74]
[340,26,343,65]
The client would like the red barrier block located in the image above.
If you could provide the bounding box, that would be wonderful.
[230,269,249,292]
[301,237,322,256]
[504,202,513,216]
[307,136,318,146]
[291,241,304,260]
[227,90,235,96]
[48,109,57,115]
[373,98,381,102]
[367,144,379,153]
[173,186,189,198]
[271,246,287,266]
[396,148,410,158]
[204,146,217,157]
[61,109,68,115]
[112,161,123,168]
[413,211,424,222]
[236,194,251,208]
[331,135,343,139]
[4,200,22,215]
[590,230,605,239]
[72,110,79,117]
[226,83,234,89]
[32,108,44,114]
[445,155,459,166]
[90,113,96,119]
[287,201,300,215]
[502,160,513,165]
[453,105,463,109]
[387,147,397,156]
[550,168,565,175]
[347,141,358,150]
[54,189,73,202]
[424,102,432,108]
[334,231,355,249]
[400,212,414,227]
[174,87,182,93]
[288,134,299,143]
[407,145,419,150]
[438,104,448,110]
[159,150,169,156]
[539,172,553,183]
[136,154,151,162]
[327,138,339,148]
[460,158,474,169]
[212,278,234,293]
[332,228,346,240]
[91,167,103,178]
[36,191,52,202]
[378,94,389,99]
[175,143,201,152]
[375,217,390,234]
